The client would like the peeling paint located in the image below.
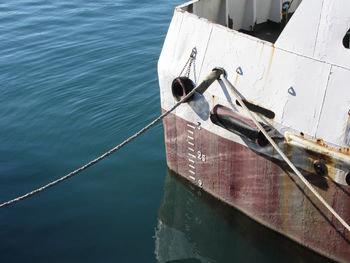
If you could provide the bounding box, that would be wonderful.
[286,133,350,185]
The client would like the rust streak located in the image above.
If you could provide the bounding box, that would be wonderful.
[282,143,292,231]
[263,45,275,89]
[344,114,350,146]
[286,133,350,183]
[291,133,350,157]
[259,42,265,62]
[234,73,239,86]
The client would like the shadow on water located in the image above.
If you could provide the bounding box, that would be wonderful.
[155,169,334,263]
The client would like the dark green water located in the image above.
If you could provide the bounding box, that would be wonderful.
[0,1,333,262]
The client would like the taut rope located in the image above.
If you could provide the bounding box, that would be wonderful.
[220,73,350,233]
[3,66,350,235]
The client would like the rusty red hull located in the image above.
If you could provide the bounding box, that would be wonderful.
[162,110,350,263]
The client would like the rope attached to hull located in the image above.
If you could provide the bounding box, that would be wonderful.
[3,65,349,236]
[0,68,223,208]
[220,73,350,233]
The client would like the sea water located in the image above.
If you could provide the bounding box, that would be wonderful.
[0,1,332,262]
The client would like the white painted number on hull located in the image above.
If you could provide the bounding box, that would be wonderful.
[197,151,206,162]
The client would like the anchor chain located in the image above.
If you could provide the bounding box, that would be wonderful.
[179,47,197,78]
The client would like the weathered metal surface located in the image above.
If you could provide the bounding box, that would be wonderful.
[160,2,350,146]
[158,4,350,180]
[316,66,350,147]
[286,133,350,186]
[162,111,350,262]
[158,1,350,261]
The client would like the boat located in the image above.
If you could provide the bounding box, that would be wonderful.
[157,0,350,262]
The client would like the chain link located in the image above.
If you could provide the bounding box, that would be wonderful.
[179,47,197,78]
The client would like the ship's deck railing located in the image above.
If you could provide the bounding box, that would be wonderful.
[179,0,302,43]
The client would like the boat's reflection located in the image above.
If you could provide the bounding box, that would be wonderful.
[155,169,333,263]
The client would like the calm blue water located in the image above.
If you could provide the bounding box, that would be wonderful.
[0,1,332,262]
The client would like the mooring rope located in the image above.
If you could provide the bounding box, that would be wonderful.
[0,81,203,208]
[4,68,350,235]
[220,74,350,233]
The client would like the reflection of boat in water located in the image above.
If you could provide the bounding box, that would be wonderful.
[158,0,350,261]
[155,169,332,263]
